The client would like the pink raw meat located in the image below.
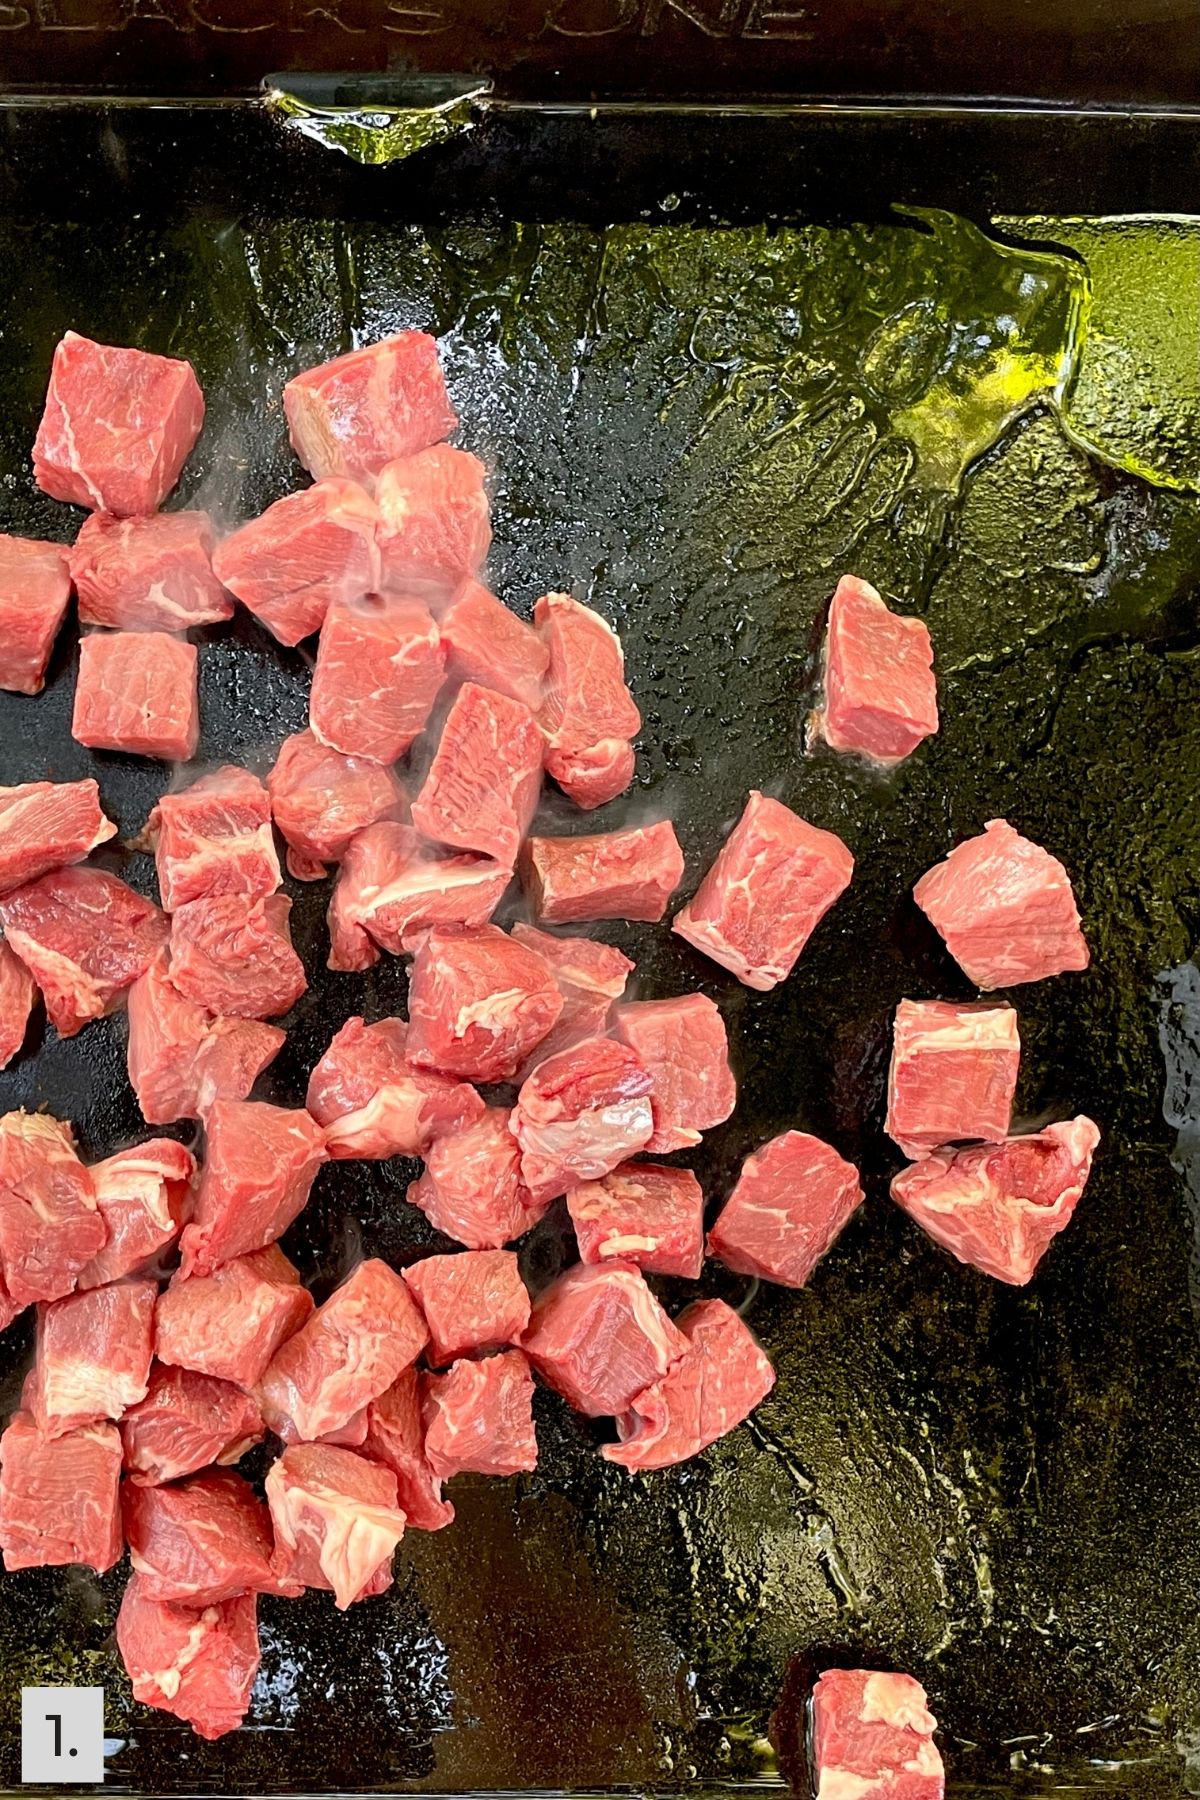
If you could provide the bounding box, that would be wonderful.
[117,1578,260,1741]
[268,728,407,880]
[408,1106,544,1250]
[511,924,633,1079]
[674,791,854,991]
[613,993,736,1152]
[310,594,445,763]
[0,865,168,1037]
[127,951,286,1125]
[407,924,563,1083]
[522,821,684,925]
[363,1369,454,1530]
[283,331,457,485]
[523,1261,687,1417]
[76,1138,195,1289]
[34,331,204,515]
[125,1468,298,1605]
[0,941,37,1070]
[0,778,116,896]
[0,1111,103,1308]
[70,510,231,632]
[148,765,280,912]
[168,893,307,1020]
[809,575,938,766]
[886,1000,1020,1159]
[266,1442,406,1609]
[122,1363,264,1486]
[327,821,510,972]
[511,1036,654,1205]
[376,445,491,599]
[403,1249,530,1365]
[913,819,1090,989]
[567,1163,705,1279]
[156,1244,314,1389]
[423,1349,538,1477]
[535,593,641,809]
[708,1130,863,1289]
[178,1101,326,1278]
[257,1258,427,1443]
[605,1298,775,1470]
[0,1413,122,1571]
[307,1015,483,1160]
[73,628,199,760]
[212,478,380,646]
[890,1115,1101,1285]
[411,682,542,865]
[0,534,72,694]
[440,579,548,711]
[811,1669,944,1800]
[28,1278,156,1438]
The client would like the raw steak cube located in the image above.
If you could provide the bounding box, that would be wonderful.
[422,1349,538,1478]
[268,728,407,880]
[306,1015,483,1160]
[0,534,71,694]
[28,1277,157,1437]
[510,923,633,1079]
[0,940,37,1070]
[34,331,205,515]
[809,574,938,766]
[512,1036,654,1205]
[327,821,511,971]
[266,1442,406,1609]
[168,893,307,1020]
[76,1138,195,1290]
[283,330,457,485]
[212,478,380,646]
[522,821,684,925]
[407,924,563,1083]
[148,765,280,912]
[613,993,736,1153]
[116,1578,259,1741]
[535,593,641,809]
[178,1101,326,1278]
[156,1244,314,1389]
[363,1369,454,1530]
[257,1257,427,1443]
[890,1115,1101,1285]
[0,1413,122,1571]
[811,1669,944,1800]
[887,1000,1020,1159]
[0,865,168,1038]
[674,791,854,991]
[127,951,286,1125]
[0,1111,103,1307]
[73,629,199,761]
[376,444,491,600]
[708,1130,863,1289]
[408,1105,544,1250]
[523,1261,687,1417]
[310,594,445,764]
[124,1468,297,1605]
[70,510,231,632]
[411,682,542,866]
[403,1250,530,1365]
[604,1298,775,1471]
[440,579,548,712]
[0,778,116,896]
[567,1163,705,1279]
[122,1363,264,1486]
[913,818,1090,989]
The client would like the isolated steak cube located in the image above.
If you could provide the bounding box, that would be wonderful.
[121,1363,264,1486]
[535,592,640,809]
[306,1015,483,1161]
[28,1278,157,1438]
[149,765,280,911]
[613,993,736,1153]
[168,893,307,1021]
[512,1036,654,1205]
[0,1413,122,1572]
[407,1106,543,1250]
[116,1578,260,1741]
[212,478,380,646]
[809,574,938,766]
[522,821,684,925]
[267,728,407,880]
[411,681,542,865]
[310,594,445,763]
[124,1468,295,1606]
[0,1111,103,1307]
[266,1442,407,1609]
[523,1261,687,1417]
[363,1369,454,1531]
[0,778,116,896]
[708,1130,864,1289]
[406,924,563,1083]
[70,510,231,632]
[155,1244,314,1389]
[72,629,199,761]
[178,1101,326,1278]
[0,865,168,1038]
[422,1349,538,1478]
[34,331,204,515]
[510,924,634,1079]
[76,1139,195,1289]
[0,534,71,695]
[440,579,548,711]
[327,821,511,972]
[604,1298,775,1471]
[886,999,1020,1158]
[127,951,286,1126]
[567,1163,705,1280]
[283,330,456,485]
[810,1669,944,1800]
[376,445,491,598]
[403,1250,530,1366]
[0,942,37,1071]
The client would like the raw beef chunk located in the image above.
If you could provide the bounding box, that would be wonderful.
[156,1245,314,1389]
[509,924,633,1079]
[0,865,168,1037]
[71,510,231,632]
[127,951,285,1125]
[363,1370,454,1531]
[212,479,380,646]
[411,682,542,865]
[523,1261,687,1417]
[0,1111,103,1307]
[268,728,407,880]
[522,821,684,924]
[535,593,640,809]
[28,1278,157,1437]
[73,628,199,761]
[178,1101,326,1277]
[440,579,548,711]
[310,594,444,763]
[0,941,37,1070]
[810,1669,944,1800]
[674,790,853,990]
[124,1469,296,1605]
[0,534,71,694]
[613,993,736,1152]
[0,1413,122,1571]
[886,999,1020,1158]
[511,1036,654,1205]
[168,893,307,1020]
[422,1350,538,1478]
[283,331,456,485]
[890,1116,1101,1285]
[266,1443,407,1609]
[708,1130,864,1288]
[327,822,510,971]
[604,1298,775,1470]
[34,331,204,515]
[0,778,116,895]
[809,575,938,766]
[407,1106,543,1250]
[376,445,491,597]
[77,1139,194,1289]
[913,818,1090,989]
[116,1578,260,1741]
[403,1250,530,1365]
[307,1015,483,1160]
[406,924,563,1083]
[567,1164,705,1280]
[122,1364,264,1486]
[148,765,279,911]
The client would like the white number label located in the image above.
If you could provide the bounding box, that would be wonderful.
[21,1687,105,1783]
